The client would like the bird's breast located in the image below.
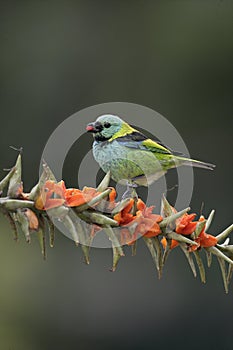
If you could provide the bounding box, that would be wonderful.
[93,140,125,166]
[92,140,168,184]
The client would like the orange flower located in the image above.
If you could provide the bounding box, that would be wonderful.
[136,198,146,211]
[198,233,217,248]
[136,199,163,222]
[161,237,179,249]
[176,213,197,235]
[105,187,117,211]
[113,198,135,225]
[135,217,162,238]
[24,209,39,230]
[35,181,100,210]
[109,187,117,203]
[134,199,163,238]
[35,180,66,210]
[118,199,163,244]
[189,217,217,251]
[65,186,100,207]
[161,216,217,252]
[64,188,85,207]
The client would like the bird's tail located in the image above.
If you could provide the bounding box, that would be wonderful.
[175,156,215,170]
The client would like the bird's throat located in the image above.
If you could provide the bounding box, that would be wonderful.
[94,134,112,142]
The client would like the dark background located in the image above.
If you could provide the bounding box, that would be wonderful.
[0,1,233,349]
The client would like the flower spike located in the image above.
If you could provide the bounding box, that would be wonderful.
[0,152,232,292]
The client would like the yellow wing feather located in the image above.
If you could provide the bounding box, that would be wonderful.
[142,138,171,154]
[109,122,171,154]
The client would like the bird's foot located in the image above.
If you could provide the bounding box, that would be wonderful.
[122,182,138,200]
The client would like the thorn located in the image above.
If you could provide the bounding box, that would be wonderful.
[167,184,178,192]
[200,201,204,216]
[10,146,23,154]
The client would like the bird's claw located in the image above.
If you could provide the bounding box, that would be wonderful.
[122,182,138,200]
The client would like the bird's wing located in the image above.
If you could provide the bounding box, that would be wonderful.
[115,131,172,154]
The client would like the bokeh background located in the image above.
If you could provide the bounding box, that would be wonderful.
[0,1,233,349]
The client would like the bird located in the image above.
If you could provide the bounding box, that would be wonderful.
[86,114,215,189]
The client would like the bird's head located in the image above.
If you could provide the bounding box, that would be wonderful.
[86,114,123,141]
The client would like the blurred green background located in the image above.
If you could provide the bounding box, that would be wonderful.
[0,1,233,349]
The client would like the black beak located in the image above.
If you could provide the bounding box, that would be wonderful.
[86,121,103,133]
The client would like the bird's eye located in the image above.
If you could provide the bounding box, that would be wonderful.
[104,122,111,128]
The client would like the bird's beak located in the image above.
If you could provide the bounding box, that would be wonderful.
[86,123,95,132]
[86,121,103,133]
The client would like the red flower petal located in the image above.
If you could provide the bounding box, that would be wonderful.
[200,233,217,248]
[24,209,39,230]
[109,188,117,202]
[113,199,135,225]
[161,237,179,249]
[44,198,65,210]
[176,213,197,235]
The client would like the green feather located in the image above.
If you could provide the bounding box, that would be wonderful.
[141,138,171,154]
